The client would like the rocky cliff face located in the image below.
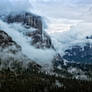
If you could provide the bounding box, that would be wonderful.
[0,12,63,68]
[0,30,21,52]
[5,12,42,32]
[2,12,53,49]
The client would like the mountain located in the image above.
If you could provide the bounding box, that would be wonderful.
[63,38,92,63]
[0,12,64,70]
[3,12,53,48]
[0,29,42,72]
[0,12,92,80]
[0,30,20,49]
[0,1,92,92]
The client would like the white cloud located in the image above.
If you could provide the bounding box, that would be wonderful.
[48,21,92,56]
[0,0,31,15]
[0,20,56,65]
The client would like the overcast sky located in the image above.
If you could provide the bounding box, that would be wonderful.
[30,0,92,4]
[0,0,92,19]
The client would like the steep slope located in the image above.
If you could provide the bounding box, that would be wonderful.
[2,12,54,49]
[0,30,21,53]
[0,29,23,70]
[0,29,41,72]
[0,12,63,69]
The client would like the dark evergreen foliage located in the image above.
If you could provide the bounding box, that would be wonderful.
[0,69,92,92]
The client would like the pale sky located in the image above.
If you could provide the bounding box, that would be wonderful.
[0,0,92,20]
